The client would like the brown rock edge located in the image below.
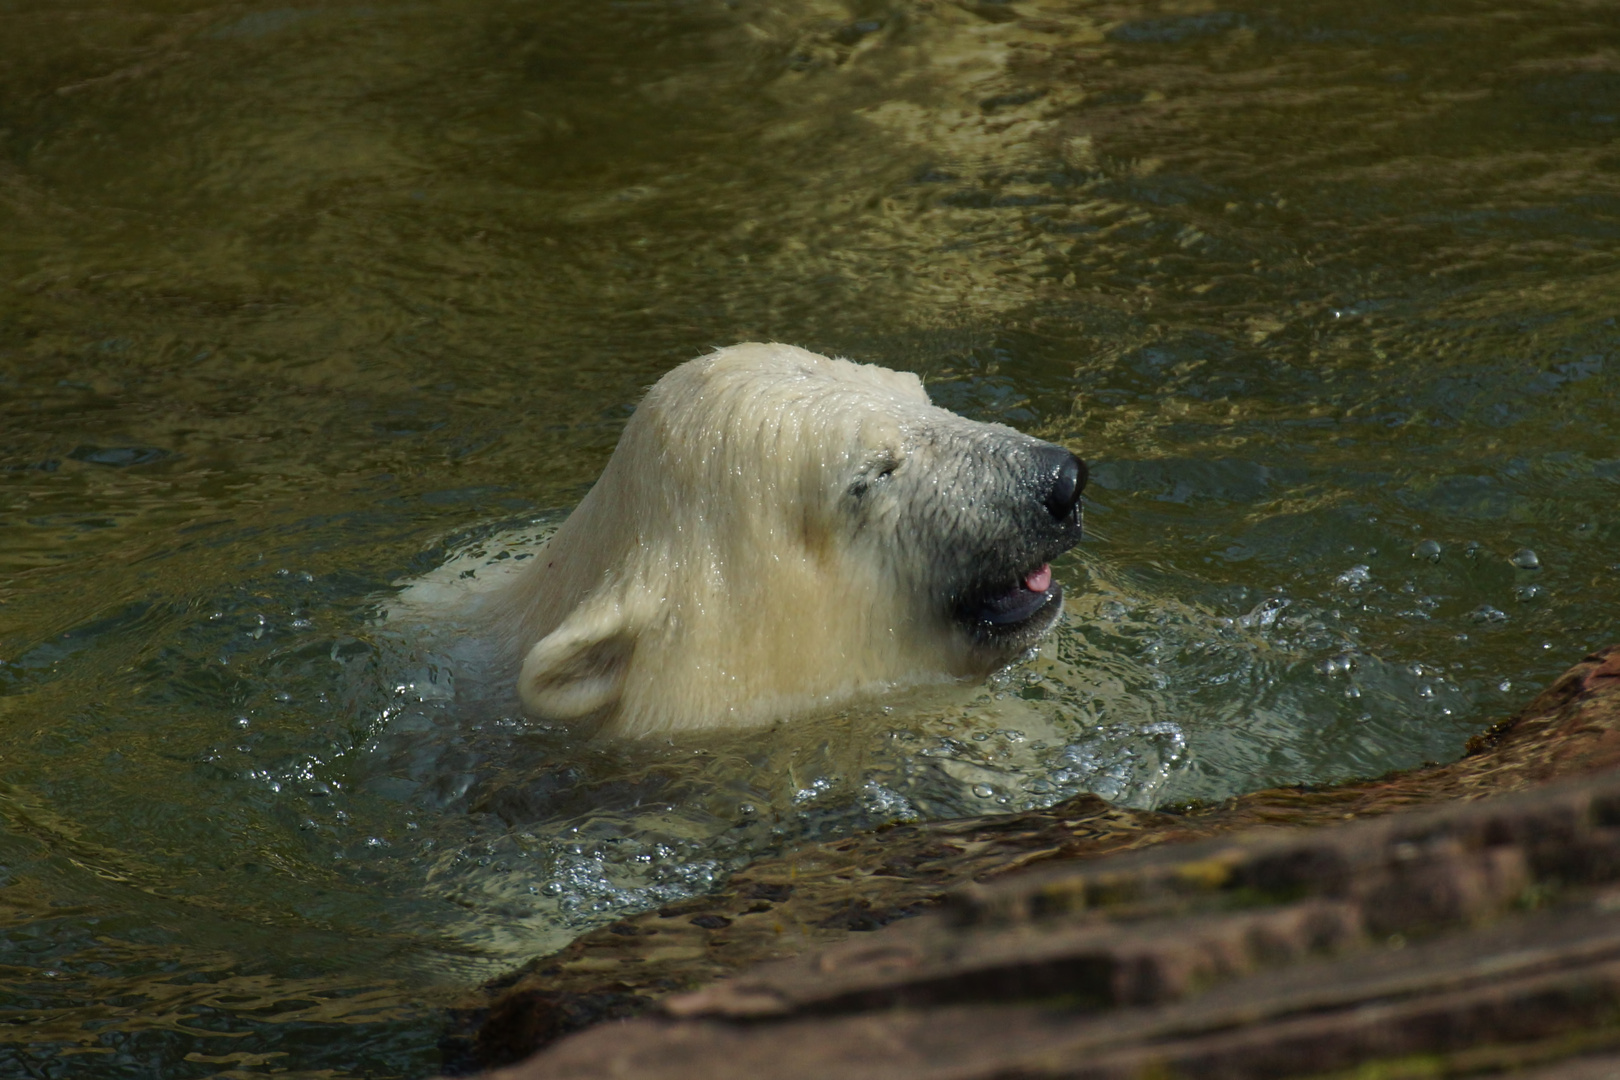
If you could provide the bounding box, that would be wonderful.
[447,645,1620,1079]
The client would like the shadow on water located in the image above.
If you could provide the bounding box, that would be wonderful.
[1,0,1618,1075]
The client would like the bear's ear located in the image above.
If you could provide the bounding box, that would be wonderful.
[518,602,638,722]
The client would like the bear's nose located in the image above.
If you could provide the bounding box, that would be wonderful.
[1037,447,1086,522]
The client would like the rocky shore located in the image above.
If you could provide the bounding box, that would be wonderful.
[446,645,1620,1078]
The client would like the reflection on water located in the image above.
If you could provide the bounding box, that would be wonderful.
[2,0,1618,1074]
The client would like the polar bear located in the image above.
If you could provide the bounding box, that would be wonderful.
[468,343,1085,738]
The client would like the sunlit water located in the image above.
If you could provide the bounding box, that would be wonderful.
[2,0,1618,1075]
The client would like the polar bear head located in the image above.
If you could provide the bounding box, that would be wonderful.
[488,343,1086,737]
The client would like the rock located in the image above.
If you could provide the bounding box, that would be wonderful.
[448,645,1620,1077]
[487,899,1620,1078]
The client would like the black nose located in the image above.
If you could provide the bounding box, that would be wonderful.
[1037,447,1086,522]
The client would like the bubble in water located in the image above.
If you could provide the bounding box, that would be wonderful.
[971,784,995,799]
[1317,653,1355,676]
[1240,597,1290,628]
[862,781,919,822]
[1509,548,1541,570]
[1335,565,1371,588]
[1470,605,1509,623]
[792,777,834,805]
[1498,680,1512,692]
[1141,721,1188,763]
[1412,539,1441,562]
[1514,584,1543,602]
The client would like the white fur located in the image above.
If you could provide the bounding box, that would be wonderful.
[404,343,1069,738]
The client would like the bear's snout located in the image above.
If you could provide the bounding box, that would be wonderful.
[1037,447,1086,523]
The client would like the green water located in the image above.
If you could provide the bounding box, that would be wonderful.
[2,0,1617,1074]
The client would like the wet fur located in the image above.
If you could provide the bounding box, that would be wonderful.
[470,343,1079,737]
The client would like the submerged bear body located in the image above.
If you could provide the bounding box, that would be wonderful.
[466,343,1086,738]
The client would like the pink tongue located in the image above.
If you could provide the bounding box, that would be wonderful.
[1024,564,1052,593]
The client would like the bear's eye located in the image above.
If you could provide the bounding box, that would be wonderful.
[848,446,900,501]
[848,454,901,499]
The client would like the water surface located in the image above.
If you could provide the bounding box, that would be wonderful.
[2,0,1618,1075]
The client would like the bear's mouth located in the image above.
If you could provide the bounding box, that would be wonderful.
[959,562,1065,646]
